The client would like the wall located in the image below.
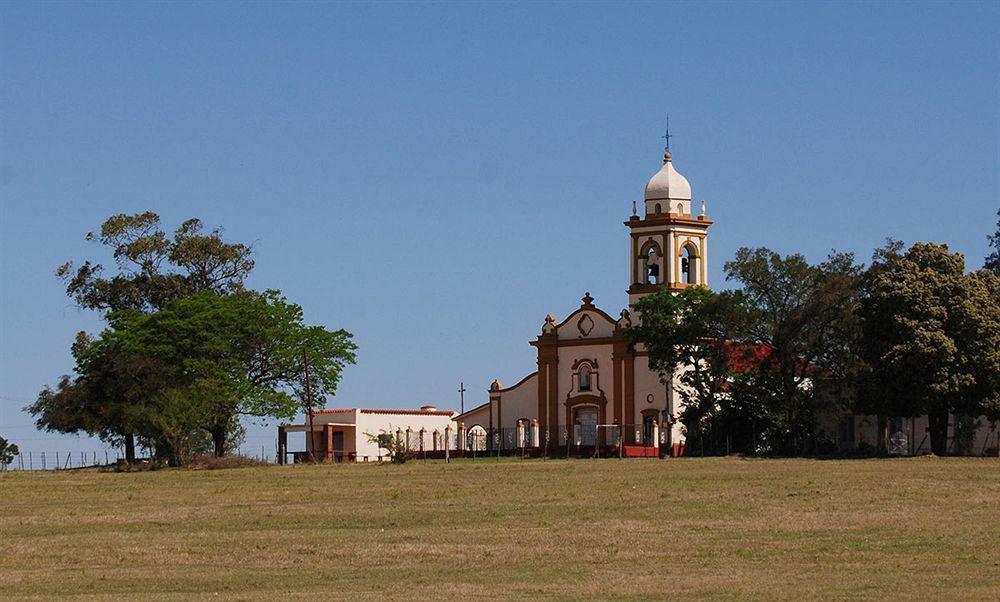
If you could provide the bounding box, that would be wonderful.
[353,410,456,459]
[496,373,539,428]
[557,343,614,426]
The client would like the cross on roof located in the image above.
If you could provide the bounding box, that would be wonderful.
[662,115,672,153]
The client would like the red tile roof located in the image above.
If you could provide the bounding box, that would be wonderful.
[309,408,456,416]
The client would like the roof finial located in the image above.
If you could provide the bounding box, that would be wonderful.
[661,115,672,163]
[700,200,706,216]
[632,200,637,217]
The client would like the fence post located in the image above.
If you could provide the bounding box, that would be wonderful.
[651,421,660,459]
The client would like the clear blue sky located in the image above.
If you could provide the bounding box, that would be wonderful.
[2,2,998,458]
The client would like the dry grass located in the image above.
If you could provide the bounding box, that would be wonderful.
[1,457,998,600]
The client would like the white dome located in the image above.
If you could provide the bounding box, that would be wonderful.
[644,152,691,201]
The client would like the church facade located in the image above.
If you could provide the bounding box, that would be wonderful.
[455,151,711,454]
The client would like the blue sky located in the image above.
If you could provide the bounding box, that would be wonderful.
[1,2,998,458]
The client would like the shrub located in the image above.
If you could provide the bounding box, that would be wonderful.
[187,454,268,470]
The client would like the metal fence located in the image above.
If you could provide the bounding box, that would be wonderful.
[458,424,664,459]
[2,450,121,471]
[2,446,277,471]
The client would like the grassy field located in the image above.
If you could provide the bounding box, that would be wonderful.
[1,457,998,600]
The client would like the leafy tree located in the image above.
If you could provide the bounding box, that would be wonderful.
[110,290,357,456]
[630,286,751,454]
[30,332,171,462]
[858,242,1000,455]
[36,213,256,461]
[127,388,213,467]
[987,209,1000,277]
[57,212,253,315]
[0,436,19,469]
[723,248,863,455]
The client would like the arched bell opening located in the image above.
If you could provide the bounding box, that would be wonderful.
[680,243,699,285]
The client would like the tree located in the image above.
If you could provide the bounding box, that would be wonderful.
[630,286,751,454]
[39,212,256,461]
[30,332,171,462]
[986,209,1000,277]
[0,436,18,469]
[858,242,1000,455]
[110,290,357,456]
[57,212,253,315]
[723,248,863,455]
[126,388,212,467]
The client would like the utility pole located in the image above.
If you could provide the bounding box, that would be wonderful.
[304,347,317,463]
[458,381,466,415]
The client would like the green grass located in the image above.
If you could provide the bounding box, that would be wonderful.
[1,457,998,600]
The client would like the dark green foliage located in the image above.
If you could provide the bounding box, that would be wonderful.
[722,248,863,455]
[631,247,862,456]
[56,212,253,315]
[35,213,356,465]
[30,332,170,461]
[0,436,18,468]
[858,242,1000,454]
[631,286,751,453]
[109,290,357,459]
[986,209,1000,277]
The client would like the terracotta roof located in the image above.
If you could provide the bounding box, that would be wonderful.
[722,342,822,376]
[360,408,455,416]
[310,408,455,416]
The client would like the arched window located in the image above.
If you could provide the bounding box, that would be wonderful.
[518,419,532,447]
[681,244,697,285]
[645,246,659,285]
[654,203,662,215]
[468,425,488,451]
[579,365,592,391]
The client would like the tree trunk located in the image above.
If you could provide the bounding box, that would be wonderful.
[211,426,227,458]
[876,415,887,455]
[928,408,949,456]
[124,433,136,463]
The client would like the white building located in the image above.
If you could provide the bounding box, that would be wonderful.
[278,406,457,462]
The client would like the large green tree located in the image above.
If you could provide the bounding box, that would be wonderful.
[858,242,1000,455]
[30,332,171,462]
[109,290,357,456]
[36,213,255,461]
[722,248,862,455]
[630,286,752,454]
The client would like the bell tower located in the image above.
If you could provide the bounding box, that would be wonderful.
[626,151,713,306]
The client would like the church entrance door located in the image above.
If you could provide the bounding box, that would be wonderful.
[575,407,598,447]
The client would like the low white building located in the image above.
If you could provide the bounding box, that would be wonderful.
[278,406,457,462]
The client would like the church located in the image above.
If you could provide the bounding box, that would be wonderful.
[455,150,711,455]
